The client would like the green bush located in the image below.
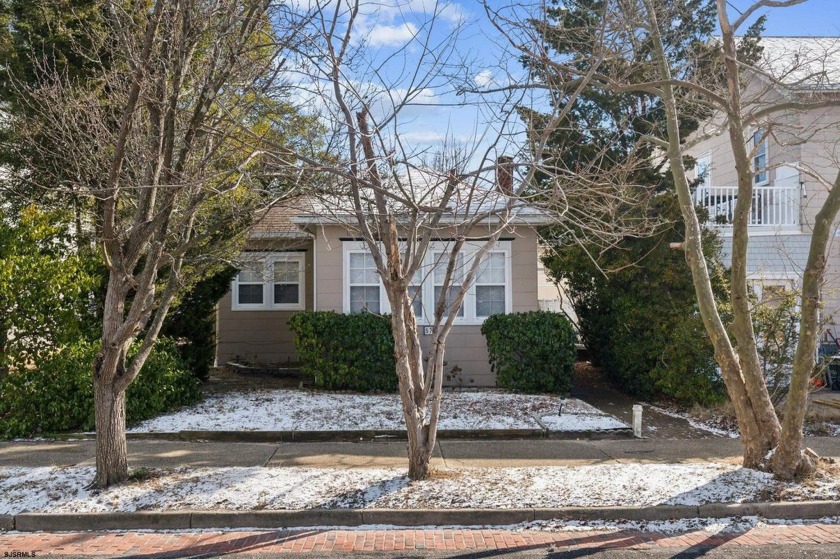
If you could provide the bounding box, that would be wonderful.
[481,311,577,393]
[0,206,99,370]
[124,338,203,422]
[0,338,201,438]
[542,193,727,406]
[289,311,398,391]
[162,266,238,380]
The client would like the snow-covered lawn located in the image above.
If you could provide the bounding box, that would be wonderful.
[648,402,840,439]
[515,515,840,534]
[647,404,740,438]
[1,463,837,514]
[129,390,628,433]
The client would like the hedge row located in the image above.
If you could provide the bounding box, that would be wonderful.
[289,310,576,394]
[482,311,576,393]
[0,338,202,439]
[288,311,398,391]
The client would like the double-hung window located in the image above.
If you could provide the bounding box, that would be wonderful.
[348,252,381,313]
[753,130,768,185]
[236,262,265,306]
[696,154,711,189]
[433,251,465,318]
[476,252,507,317]
[343,241,511,324]
[232,253,305,310]
[407,259,424,317]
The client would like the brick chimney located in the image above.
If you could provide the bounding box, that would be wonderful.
[495,156,514,194]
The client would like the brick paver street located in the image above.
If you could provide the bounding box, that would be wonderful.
[2,524,840,556]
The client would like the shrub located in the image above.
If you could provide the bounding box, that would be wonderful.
[289,311,397,391]
[161,266,238,380]
[481,311,577,393]
[542,192,727,406]
[0,338,201,438]
[0,206,99,370]
[124,338,203,422]
[752,288,800,404]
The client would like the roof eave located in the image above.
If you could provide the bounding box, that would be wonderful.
[290,214,554,227]
[247,231,314,240]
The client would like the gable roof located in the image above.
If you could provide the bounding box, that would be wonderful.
[757,37,840,91]
[249,197,317,239]
[251,167,553,238]
[292,168,547,225]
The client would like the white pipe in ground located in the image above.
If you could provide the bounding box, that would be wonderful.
[632,404,643,438]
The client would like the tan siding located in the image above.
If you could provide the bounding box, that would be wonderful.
[314,225,346,312]
[310,223,541,385]
[218,223,542,384]
[511,227,540,314]
[215,240,313,365]
[420,326,494,386]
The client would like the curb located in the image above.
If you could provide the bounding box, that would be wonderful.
[360,509,536,526]
[533,505,700,522]
[190,510,363,529]
[14,512,190,531]
[5,501,840,531]
[54,427,635,443]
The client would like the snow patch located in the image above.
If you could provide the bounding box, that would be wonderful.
[1,462,834,515]
[129,390,629,433]
[647,404,739,438]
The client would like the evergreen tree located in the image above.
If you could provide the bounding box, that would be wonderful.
[527,0,729,403]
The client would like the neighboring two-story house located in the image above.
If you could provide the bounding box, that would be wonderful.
[688,37,840,328]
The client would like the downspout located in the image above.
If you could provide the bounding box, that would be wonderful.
[312,228,317,311]
[213,300,220,367]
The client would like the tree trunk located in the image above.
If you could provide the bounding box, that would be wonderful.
[388,286,438,481]
[407,424,433,480]
[92,372,129,487]
[646,0,780,469]
[773,172,840,479]
[93,274,133,488]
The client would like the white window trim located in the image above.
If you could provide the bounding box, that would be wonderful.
[752,130,769,186]
[345,250,382,314]
[696,152,712,189]
[747,272,799,301]
[475,252,509,319]
[232,252,306,311]
[342,240,513,325]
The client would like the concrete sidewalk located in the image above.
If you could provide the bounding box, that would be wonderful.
[3,437,840,470]
[4,437,840,534]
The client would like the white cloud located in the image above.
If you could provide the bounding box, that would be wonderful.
[474,70,495,88]
[400,130,447,143]
[392,0,467,25]
[366,22,419,47]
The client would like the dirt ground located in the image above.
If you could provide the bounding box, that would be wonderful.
[571,362,726,439]
[202,364,314,395]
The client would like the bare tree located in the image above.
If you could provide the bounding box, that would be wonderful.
[519,0,840,479]
[7,0,306,487]
[647,0,840,479]
[277,0,657,480]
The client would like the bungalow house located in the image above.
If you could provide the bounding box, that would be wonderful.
[687,37,840,328]
[214,168,558,386]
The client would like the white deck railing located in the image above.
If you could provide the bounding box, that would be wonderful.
[693,185,801,228]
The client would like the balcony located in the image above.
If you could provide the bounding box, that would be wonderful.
[693,185,801,232]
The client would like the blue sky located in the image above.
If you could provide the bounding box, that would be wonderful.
[726,0,840,36]
[302,0,840,172]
